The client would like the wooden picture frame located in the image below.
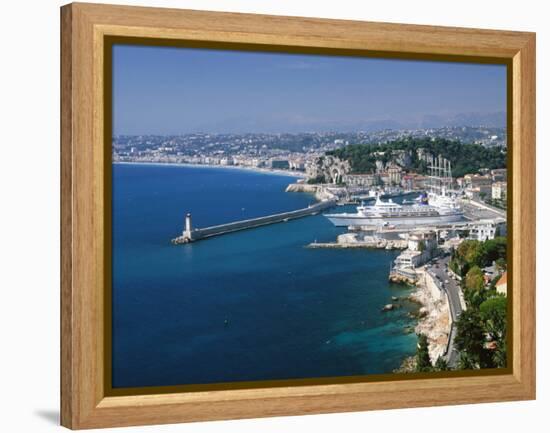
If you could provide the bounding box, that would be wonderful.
[61,2,536,429]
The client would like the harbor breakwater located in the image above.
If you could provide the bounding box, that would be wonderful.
[172,199,337,244]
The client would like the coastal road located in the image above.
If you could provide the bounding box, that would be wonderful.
[426,255,463,368]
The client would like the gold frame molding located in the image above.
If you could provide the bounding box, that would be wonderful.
[61,2,536,429]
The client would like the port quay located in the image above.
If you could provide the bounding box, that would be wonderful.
[171,184,505,246]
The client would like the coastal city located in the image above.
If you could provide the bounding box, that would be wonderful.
[116,126,508,373]
[108,41,512,390]
[113,126,506,171]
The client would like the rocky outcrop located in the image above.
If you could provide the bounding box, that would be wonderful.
[286,183,338,202]
[332,233,408,250]
[409,268,451,363]
[394,150,413,168]
[285,183,319,193]
[394,356,417,373]
[389,274,416,285]
[306,155,351,184]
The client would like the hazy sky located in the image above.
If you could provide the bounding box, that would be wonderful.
[112,44,507,135]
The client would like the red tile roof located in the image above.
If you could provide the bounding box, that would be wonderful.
[496,271,507,287]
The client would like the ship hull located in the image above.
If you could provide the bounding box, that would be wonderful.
[325,213,463,227]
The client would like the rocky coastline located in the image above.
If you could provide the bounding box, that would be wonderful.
[306,232,408,250]
[395,267,452,373]
[411,268,451,362]
[288,181,451,373]
[285,182,337,202]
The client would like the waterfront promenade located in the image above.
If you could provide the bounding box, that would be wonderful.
[172,199,337,244]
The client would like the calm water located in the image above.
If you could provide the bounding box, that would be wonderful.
[112,163,418,388]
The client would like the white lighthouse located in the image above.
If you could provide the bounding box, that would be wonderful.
[183,213,193,242]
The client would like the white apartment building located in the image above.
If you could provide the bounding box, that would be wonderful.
[492,181,507,200]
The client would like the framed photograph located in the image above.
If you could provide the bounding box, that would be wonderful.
[60,3,535,429]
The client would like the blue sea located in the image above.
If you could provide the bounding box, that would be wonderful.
[112,163,418,388]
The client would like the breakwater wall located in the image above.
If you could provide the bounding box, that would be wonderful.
[172,200,336,244]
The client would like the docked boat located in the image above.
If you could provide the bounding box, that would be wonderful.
[324,191,463,227]
[326,156,464,227]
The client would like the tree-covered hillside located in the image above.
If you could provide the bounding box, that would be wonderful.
[326,137,506,177]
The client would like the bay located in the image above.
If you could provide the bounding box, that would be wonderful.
[112,163,418,388]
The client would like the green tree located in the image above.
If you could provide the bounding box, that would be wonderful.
[415,334,432,372]
[307,175,325,184]
[479,296,507,365]
[495,258,507,272]
[434,356,449,372]
[480,297,507,332]
[449,255,466,277]
[492,340,507,368]
[454,309,485,366]
[464,265,488,308]
[326,137,506,177]
[483,237,507,264]
[457,352,478,370]
[465,266,485,292]
[457,241,483,268]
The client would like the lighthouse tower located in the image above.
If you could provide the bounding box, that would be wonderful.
[183,213,193,242]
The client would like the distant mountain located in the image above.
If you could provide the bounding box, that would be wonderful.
[343,112,506,133]
[417,111,506,129]
[189,111,506,134]
[357,112,506,132]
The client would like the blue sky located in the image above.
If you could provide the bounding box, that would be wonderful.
[112,44,507,135]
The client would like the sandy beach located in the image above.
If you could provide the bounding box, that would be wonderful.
[113,160,308,178]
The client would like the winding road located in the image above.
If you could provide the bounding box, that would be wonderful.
[426,255,463,367]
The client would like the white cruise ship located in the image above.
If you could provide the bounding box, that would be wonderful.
[325,157,463,227]
[324,192,463,227]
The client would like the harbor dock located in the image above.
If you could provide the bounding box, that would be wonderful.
[172,200,337,244]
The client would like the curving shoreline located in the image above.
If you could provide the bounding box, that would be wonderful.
[113,160,308,178]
